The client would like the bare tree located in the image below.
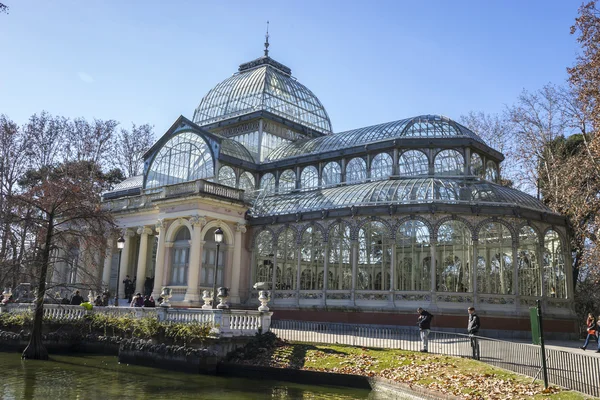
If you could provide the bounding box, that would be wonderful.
[114,123,154,178]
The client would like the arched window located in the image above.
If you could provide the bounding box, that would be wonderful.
[278,169,296,192]
[397,220,431,291]
[436,220,472,292]
[544,230,566,299]
[170,227,191,285]
[201,227,226,287]
[260,173,276,194]
[239,171,255,191]
[358,221,391,291]
[470,153,483,176]
[301,166,319,189]
[486,161,498,182]
[346,157,367,183]
[399,150,429,176]
[277,228,297,290]
[371,153,393,180]
[329,223,352,290]
[322,161,341,186]
[218,166,236,188]
[146,132,213,189]
[518,226,540,297]
[254,231,274,286]
[477,223,513,294]
[300,226,325,290]
[434,149,464,176]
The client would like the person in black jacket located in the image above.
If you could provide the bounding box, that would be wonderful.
[70,290,84,305]
[468,307,481,360]
[417,307,433,352]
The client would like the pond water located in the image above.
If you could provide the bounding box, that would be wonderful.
[0,352,377,399]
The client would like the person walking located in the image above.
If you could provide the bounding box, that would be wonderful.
[580,313,598,351]
[70,290,84,305]
[417,307,433,353]
[468,307,481,360]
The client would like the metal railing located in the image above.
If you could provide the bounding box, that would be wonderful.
[271,320,600,398]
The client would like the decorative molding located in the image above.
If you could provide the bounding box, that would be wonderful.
[137,226,153,236]
[235,223,247,234]
[124,228,136,238]
[189,215,207,227]
[155,219,165,232]
[165,242,174,248]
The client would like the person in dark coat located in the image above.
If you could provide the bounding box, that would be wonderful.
[143,295,155,308]
[417,307,433,352]
[123,275,133,302]
[130,292,144,307]
[468,307,481,360]
[70,290,84,305]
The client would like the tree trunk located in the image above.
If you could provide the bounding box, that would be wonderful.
[22,213,53,360]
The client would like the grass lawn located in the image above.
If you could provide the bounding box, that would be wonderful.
[228,334,593,400]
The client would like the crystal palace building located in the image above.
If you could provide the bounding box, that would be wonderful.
[93,44,575,336]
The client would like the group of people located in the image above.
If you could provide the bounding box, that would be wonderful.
[417,306,480,359]
[581,313,600,353]
[130,292,156,308]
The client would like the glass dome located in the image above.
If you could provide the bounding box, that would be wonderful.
[192,56,332,134]
[266,115,486,162]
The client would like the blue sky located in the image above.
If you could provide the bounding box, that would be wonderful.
[0,1,583,136]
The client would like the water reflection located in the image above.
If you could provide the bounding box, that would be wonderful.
[0,353,373,400]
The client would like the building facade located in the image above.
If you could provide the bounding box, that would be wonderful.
[95,50,574,335]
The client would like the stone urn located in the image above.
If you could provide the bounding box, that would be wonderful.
[202,290,212,309]
[258,290,271,312]
[217,287,229,309]
[87,290,94,304]
[160,287,172,307]
[2,287,11,304]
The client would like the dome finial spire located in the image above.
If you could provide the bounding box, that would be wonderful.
[264,21,270,57]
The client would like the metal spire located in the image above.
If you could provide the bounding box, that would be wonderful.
[264,21,270,57]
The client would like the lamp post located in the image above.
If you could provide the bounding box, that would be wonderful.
[212,227,224,309]
[114,236,125,307]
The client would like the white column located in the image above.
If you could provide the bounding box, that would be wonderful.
[135,227,153,294]
[322,244,329,306]
[351,239,358,303]
[512,242,519,296]
[472,240,478,304]
[230,223,246,304]
[102,238,114,289]
[119,229,135,299]
[184,216,207,303]
[152,220,168,298]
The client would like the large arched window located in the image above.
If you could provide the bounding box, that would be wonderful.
[254,231,275,286]
[328,223,352,290]
[201,227,226,287]
[301,166,319,190]
[239,171,255,192]
[518,226,540,297]
[218,166,236,188]
[358,221,391,291]
[346,157,367,183]
[486,161,498,182]
[371,153,393,180]
[170,227,191,285]
[399,150,429,176]
[470,153,483,176]
[300,226,325,290]
[477,223,513,294]
[277,228,297,290]
[544,230,567,299]
[146,132,213,189]
[436,220,472,292]
[322,162,341,187]
[260,173,276,194]
[278,169,296,192]
[434,149,464,176]
[396,220,431,291]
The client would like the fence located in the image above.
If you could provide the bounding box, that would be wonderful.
[271,320,600,398]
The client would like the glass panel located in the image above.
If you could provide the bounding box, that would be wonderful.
[170,227,190,286]
[476,223,513,294]
[278,169,296,192]
[518,226,540,297]
[544,230,566,299]
[396,220,431,291]
[434,149,464,176]
[486,160,498,182]
[370,152,393,181]
[260,173,276,194]
[322,161,341,187]
[470,153,483,176]
[328,223,352,290]
[436,220,472,292]
[399,150,429,176]
[254,231,274,286]
[300,227,324,289]
[346,157,367,183]
[300,166,319,190]
[357,221,391,291]
[277,228,297,290]
[239,171,255,191]
[218,166,236,188]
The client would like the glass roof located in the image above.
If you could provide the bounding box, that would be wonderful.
[248,178,552,217]
[192,56,332,134]
[108,175,143,192]
[266,115,486,162]
[220,137,256,162]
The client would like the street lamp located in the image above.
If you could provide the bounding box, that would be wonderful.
[212,227,224,309]
[115,236,125,307]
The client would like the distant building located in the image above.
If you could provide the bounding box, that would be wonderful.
[94,45,574,336]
